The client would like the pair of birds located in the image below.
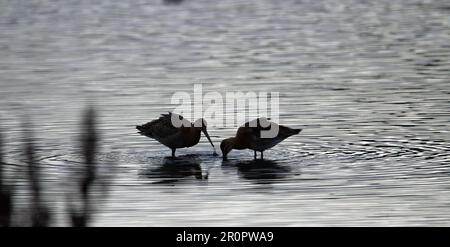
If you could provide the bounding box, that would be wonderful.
[136,112,301,160]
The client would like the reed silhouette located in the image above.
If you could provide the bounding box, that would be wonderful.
[1,107,112,226]
[0,127,13,227]
[66,106,103,227]
[23,117,51,227]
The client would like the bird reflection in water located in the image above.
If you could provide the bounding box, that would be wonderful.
[222,159,292,183]
[163,0,184,5]
[143,155,207,184]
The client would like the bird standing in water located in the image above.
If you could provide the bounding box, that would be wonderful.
[136,112,217,157]
[220,118,301,160]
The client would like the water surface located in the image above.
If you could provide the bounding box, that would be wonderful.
[1,0,450,226]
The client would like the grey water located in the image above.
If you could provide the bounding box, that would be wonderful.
[0,0,450,226]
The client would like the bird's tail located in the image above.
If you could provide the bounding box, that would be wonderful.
[136,125,153,137]
[282,126,302,137]
[278,126,302,138]
[292,128,302,135]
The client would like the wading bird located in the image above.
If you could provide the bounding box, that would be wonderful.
[220,118,301,160]
[136,112,216,157]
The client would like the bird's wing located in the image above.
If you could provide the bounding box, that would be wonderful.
[238,117,278,139]
[161,112,193,128]
[139,113,190,139]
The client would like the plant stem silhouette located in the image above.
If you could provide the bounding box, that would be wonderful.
[68,106,98,227]
[0,127,12,227]
[24,118,50,227]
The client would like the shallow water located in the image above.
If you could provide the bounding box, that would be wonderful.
[1,0,450,226]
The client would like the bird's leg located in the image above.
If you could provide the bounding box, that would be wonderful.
[254,150,257,160]
[171,149,176,158]
[260,151,264,160]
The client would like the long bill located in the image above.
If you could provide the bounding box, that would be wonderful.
[202,129,217,155]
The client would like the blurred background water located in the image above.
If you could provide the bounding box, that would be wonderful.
[0,0,449,226]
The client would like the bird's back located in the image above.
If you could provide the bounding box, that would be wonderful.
[236,118,301,151]
[136,113,198,148]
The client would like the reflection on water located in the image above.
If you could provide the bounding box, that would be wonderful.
[142,155,207,184]
[163,0,184,5]
[0,0,450,226]
[222,159,291,183]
